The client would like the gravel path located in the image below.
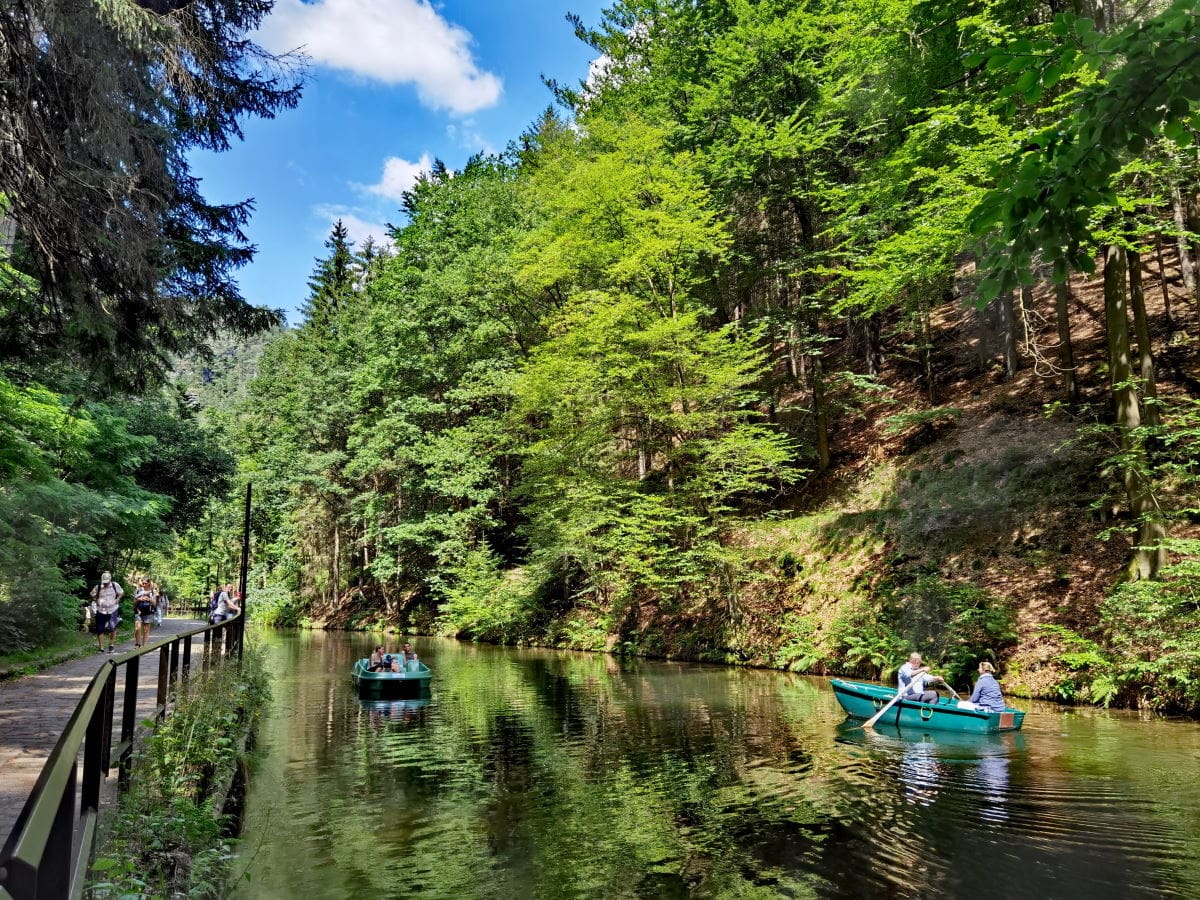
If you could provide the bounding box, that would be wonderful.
[0,618,207,850]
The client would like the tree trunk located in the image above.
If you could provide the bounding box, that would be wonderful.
[811,354,831,472]
[1154,233,1174,329]
[1126,248,1160,428]
[1054,281,1078,403]
[1103,246,1167,580]
[1171,184,1198,307]
[920,304,936,403]
[998,290,1020,380]
[865,314,883,377]
[332,522,341,604]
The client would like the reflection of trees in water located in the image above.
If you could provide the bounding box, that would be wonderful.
[241,634,1200,899]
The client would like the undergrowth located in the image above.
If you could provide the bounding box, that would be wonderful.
[87,642,269,899]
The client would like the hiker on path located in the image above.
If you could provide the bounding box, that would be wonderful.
[210,584,231,623]
[133,578,157,647]
[90,572,124,653]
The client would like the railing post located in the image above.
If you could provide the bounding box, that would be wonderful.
[182,633,192,690]
[156,645,170,718]
[119,655,140,788]
[38,761,75,900]
[82,674,107,812]
[168,638,180,694]
[99,669,115,774]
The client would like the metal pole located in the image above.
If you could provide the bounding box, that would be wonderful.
[237,482,252,660]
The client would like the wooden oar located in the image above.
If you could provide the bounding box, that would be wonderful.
[845,686,906,731]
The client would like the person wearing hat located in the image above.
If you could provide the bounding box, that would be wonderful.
[90,572,124,653]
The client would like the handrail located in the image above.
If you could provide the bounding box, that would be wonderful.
[0,612,245,900]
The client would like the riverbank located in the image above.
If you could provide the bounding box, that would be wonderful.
[278,403,1197,714]
[86,643,268,899]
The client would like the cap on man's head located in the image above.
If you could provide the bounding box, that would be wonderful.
[101,572,112,584]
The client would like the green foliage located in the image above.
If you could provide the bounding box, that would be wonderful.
[1039,624,1117,704]
[830,610,905,679]
[437,549,538,643]
[89,643,269,898]
[892,575,1017,684]
[1100,540,1200,711]
[970,2,1200,290]
[882,407,963,438]
[773,613,828,672]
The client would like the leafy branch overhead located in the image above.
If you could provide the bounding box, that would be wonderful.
[970,0,1200,296]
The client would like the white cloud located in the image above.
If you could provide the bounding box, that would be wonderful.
[312,204,391,247]
[446,121,495,155]
[361,153,433,202]
[259,0,502,114]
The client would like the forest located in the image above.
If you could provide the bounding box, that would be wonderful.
[3,0,1200,710]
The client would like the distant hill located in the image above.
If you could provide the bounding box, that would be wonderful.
[171,328,287,422]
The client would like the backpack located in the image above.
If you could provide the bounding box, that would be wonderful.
[209,590,220,612]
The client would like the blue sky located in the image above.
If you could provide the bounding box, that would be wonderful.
[189,0,607,323]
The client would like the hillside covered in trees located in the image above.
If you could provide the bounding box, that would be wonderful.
[167,0,1200,710]
[3,0,1200,713]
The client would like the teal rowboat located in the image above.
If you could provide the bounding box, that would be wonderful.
[831,678,1025,734]
[352,658,433,696]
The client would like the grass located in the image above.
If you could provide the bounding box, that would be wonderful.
[0,623,137,680]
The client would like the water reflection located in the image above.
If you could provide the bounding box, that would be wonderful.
[234,632,1200,899]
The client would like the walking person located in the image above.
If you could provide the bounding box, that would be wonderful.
[133,578,157,647]
[90,572,124,653]
[210,583,231,623]
[156,588,168,625]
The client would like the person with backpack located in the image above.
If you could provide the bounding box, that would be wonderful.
[156,587,168,625]
[90,572,124,653]
[210,584,231,623]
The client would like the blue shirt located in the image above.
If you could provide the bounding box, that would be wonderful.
[969,673,1005,712]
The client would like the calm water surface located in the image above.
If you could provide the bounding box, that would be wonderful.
[233,631,1200,898]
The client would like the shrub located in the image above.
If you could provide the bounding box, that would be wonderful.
[889,575,1017,685]
[89,643,269,898]
[1099,540,1200,712]
[437,548,538,643]
[773,612,828,672]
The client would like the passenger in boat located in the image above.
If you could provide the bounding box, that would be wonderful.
[897,652,943,704]
[968,661,1006,712]
[369,645,386,671]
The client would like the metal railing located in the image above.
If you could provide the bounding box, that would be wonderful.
[0,613,245,900]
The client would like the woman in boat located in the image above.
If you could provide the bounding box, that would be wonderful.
[368,646,386,671]
[968,661,1006,712]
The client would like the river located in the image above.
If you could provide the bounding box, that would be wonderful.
[232,631,1200,899]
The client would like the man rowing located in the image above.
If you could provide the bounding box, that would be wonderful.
[897,652,945,704]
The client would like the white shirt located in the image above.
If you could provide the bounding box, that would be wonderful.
[91,582,123,615]
[897,662,929,696]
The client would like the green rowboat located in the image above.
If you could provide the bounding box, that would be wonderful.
[352,658,433,696]
[831,678,1025,734]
